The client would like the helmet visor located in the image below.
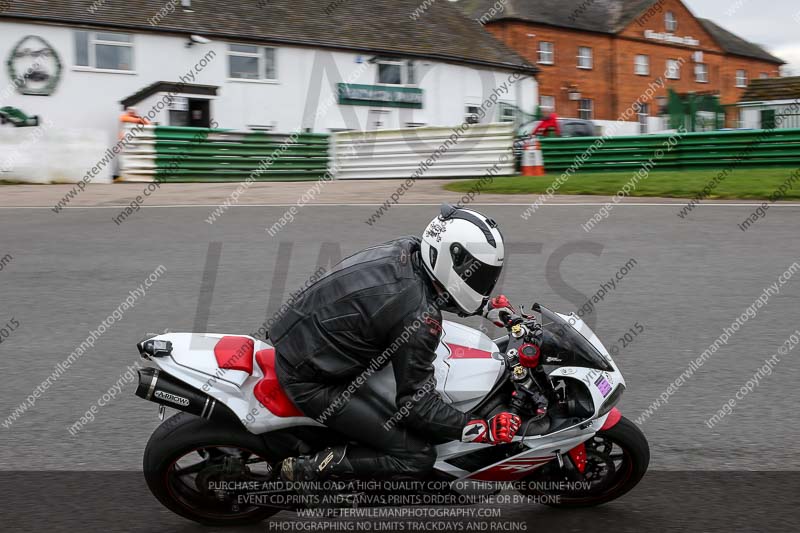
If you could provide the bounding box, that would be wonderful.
[451,246,502,296]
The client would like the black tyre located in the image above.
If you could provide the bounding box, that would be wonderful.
[523,415,650,507]
[143,412,279,526]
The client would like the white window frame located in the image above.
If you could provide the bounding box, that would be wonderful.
[376,59,405,86]
[665,11,678,32]
[666,59,681,80]
[228,44,278,82]
[499,102,516,123]
[695,63,708,83]
[577,47,593,69]
[374,59,418,86]
[736,69,748,88]
[634,54,650,76]
[538,42,554,65]
[74,30,135,73]
[637,103,650,133]
[540,95,555,114]
[578,98,593,120]
[406,60,417,86]
[465,104,481,124]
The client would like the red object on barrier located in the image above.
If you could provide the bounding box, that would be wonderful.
[521,137,545,176]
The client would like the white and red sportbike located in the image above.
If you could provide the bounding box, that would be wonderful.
[134,303,649,525]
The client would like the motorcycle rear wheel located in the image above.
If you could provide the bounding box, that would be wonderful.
[522,415,650,507]
[143,412,280,526]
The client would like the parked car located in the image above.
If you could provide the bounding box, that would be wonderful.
[513,118,595,158]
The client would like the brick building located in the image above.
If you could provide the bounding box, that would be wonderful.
[462,0,785,129]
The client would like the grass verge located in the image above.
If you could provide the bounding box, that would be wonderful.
[443,167,800,200]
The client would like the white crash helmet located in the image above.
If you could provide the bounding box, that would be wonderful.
[420,204,505,315]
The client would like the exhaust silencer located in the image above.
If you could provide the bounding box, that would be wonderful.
[135,367,239,425]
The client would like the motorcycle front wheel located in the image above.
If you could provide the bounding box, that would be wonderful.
[522,415,650,507]
[143,412,280,526]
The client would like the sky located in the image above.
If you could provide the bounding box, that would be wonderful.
[684,0,800,74]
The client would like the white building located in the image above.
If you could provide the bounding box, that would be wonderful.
[736,77,800,129]
[0,0,538,150]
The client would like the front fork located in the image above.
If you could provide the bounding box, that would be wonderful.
[563,407,622,476]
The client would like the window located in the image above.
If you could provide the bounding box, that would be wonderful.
[74,31,133,71]
[666,59,681,80]
[538,42,554,65]
[378,61,403,85]
[578,98,593,120]
[736,69,748,87]
[407,61,417,85]
[577,47,593,69]
[228,44,278,80]
[561,122,585,137]
[377,59,416,85]
[465,105,481,124]
[637,103,649,133]
[695,63,708,83]
[760,72,770,79]
[656,96,668,115]
[499,103,516,123]
[264,48,276,80]
[634,55,650,76]
[665,11,678,32]
[540,95,556,114]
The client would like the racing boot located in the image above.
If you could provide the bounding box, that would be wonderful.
[280,446,354,481]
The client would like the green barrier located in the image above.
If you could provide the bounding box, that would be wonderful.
[539,129,800,172]
[148,126,330,182]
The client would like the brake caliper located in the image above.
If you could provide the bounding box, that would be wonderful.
[567,443,587,474]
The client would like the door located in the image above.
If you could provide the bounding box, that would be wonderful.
[761,109,776,130]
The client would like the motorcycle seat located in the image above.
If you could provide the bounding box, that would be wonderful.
[213,336,254,374]
[254,349,304,417]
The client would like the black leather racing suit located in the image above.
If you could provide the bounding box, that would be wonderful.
[270,237,470,478]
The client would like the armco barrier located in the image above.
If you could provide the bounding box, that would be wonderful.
[331,123,515,180]
[118,126,329,182]
[540,128,800,172]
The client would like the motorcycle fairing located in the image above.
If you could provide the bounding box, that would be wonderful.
[139,313,624,485]
[140,320,501,433]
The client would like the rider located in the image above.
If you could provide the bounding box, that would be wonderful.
[270,204,521,481]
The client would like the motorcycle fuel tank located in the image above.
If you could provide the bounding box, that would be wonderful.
[436,321,504,411]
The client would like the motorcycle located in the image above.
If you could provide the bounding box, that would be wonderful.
[133,303,649,525]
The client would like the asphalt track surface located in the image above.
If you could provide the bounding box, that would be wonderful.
[1,202,799,531]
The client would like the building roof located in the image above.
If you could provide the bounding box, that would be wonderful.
[461,0,654,33]
[739,77,800,102]
[0,0,537,74]
[460,0,784,64]
[697,18,784,65]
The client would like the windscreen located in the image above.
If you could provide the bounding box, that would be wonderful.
[537,305,613,371]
